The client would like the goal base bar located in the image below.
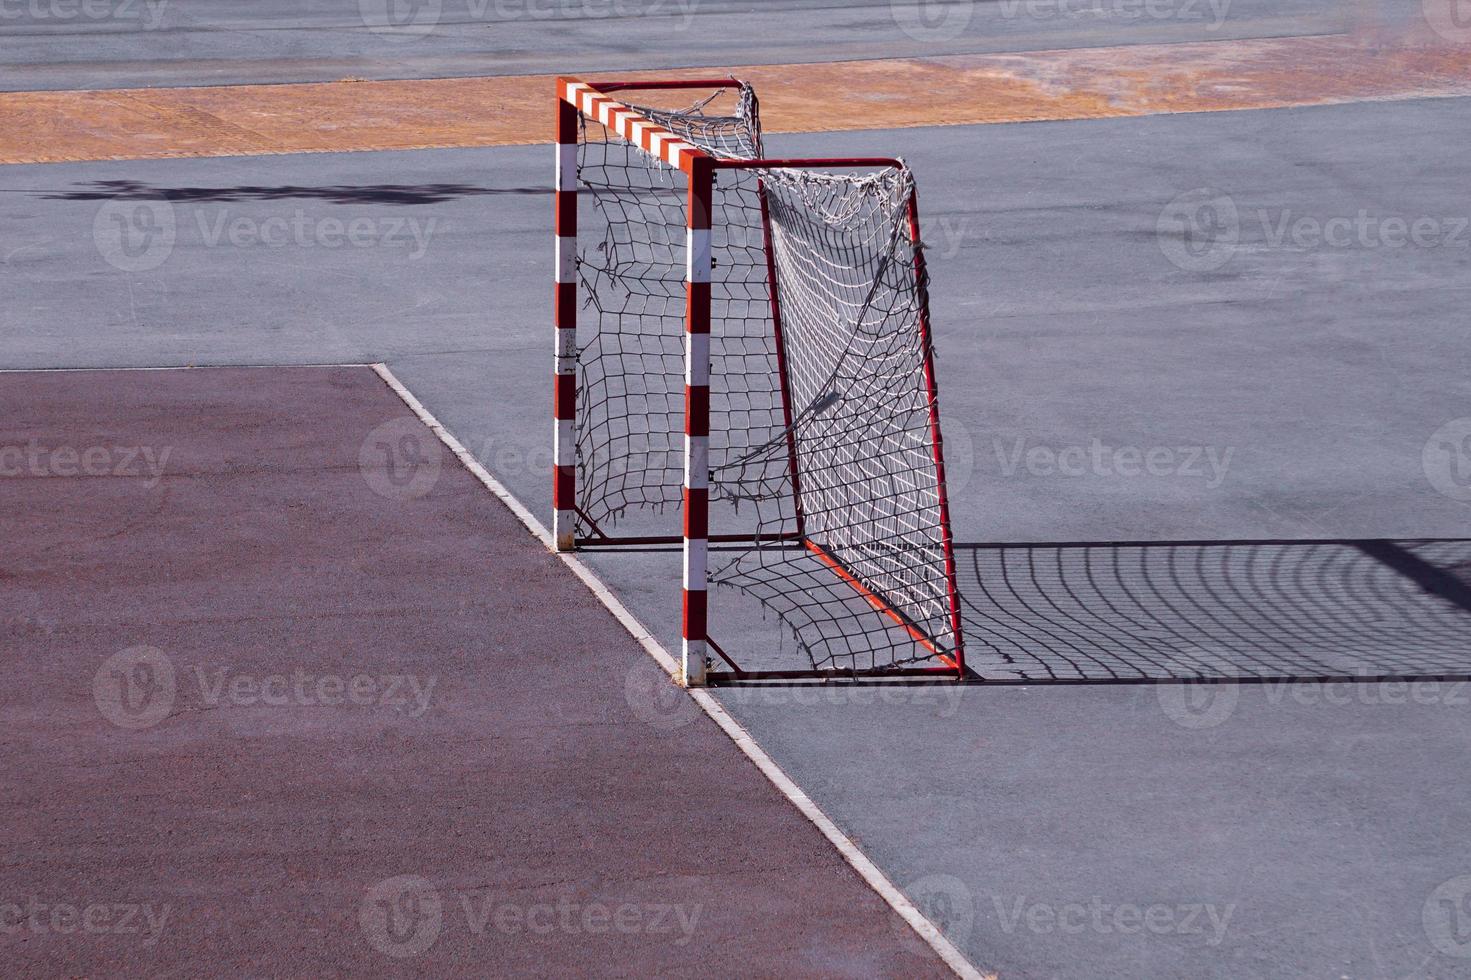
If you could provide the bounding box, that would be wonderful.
[705,665,968,685]
[574,531,805,548]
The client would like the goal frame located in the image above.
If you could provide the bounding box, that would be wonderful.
[553,76,966,686]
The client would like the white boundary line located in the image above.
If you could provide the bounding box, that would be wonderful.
[371,362,987,980]
[0,362,377,373]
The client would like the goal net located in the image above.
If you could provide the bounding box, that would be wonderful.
[555,78,964,683]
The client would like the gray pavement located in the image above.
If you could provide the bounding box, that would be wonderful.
[5,95,1471,975]
[0,0,1350,91]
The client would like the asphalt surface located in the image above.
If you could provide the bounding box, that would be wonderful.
[0,365,950,976]
[1,0,1351,90]
[4,95,1471,975]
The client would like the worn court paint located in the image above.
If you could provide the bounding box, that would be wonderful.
[0,365,953,977]
[4,31,1471,164]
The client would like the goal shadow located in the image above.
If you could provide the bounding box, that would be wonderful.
[954,538,1471,683]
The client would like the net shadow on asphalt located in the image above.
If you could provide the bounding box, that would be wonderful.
[583,537,1471,687]
[39,179,539,205]
[956,538,1471,683]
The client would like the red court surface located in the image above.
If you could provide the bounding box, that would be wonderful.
[0,365,947,976]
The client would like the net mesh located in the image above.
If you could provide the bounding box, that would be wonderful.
[573,86,959,673]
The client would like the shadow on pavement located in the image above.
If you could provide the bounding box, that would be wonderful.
[957,538,1471,682]
[40,179,536,205]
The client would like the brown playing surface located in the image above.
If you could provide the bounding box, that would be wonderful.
[4,31,1471,165]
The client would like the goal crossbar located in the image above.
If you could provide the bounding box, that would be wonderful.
[554,76,966,686]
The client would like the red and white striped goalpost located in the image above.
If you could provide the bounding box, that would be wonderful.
[552,94,579,554]
[553,78,966,686]
[554,78,720,686]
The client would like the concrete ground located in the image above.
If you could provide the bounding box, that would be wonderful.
[5,89,1471,975]
[1,0,1351,91]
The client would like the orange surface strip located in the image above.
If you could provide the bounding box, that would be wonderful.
[4,32,1471,164]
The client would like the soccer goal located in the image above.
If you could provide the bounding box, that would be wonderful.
[553,76,965,686]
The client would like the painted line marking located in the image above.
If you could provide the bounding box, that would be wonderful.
[370,362,988,980]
